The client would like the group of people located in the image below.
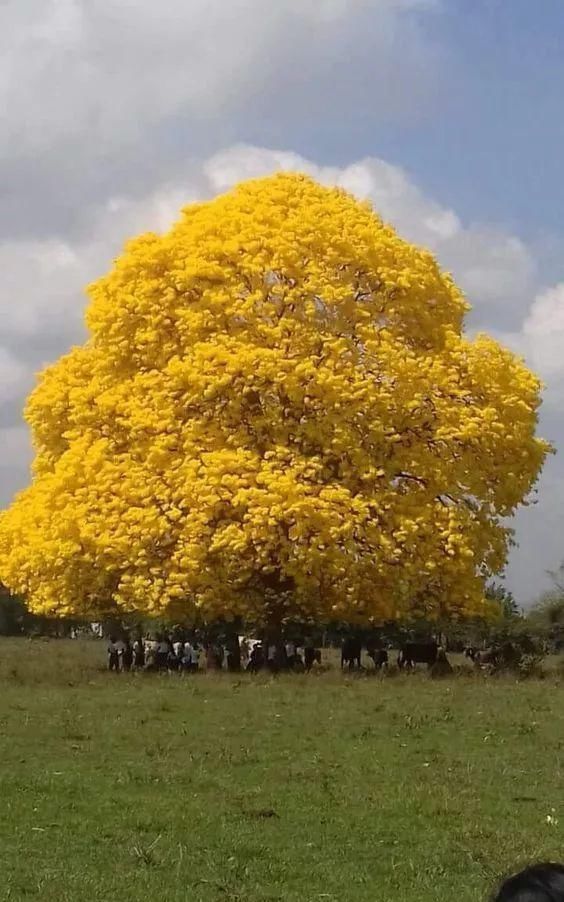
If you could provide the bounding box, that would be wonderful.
[107,634,227,672]
[106,633,322,674]
[245,638,321,673]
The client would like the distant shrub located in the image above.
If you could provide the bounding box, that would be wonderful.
[517,653,545,679]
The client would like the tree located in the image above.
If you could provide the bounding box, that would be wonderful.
[527,564,564,648]
[0,174,550,625]
[0,584,28,635]
[485,581,521,620]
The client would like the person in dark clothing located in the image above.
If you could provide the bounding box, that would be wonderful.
[247,643,264,673]
[121,637,133,672]
[107,636,120,672]
[213,642,225,670]
[304,643,321,672]
[492,863,564,901]
[226,635,241,672]
[155,634,169,670]
[133,637,145,670]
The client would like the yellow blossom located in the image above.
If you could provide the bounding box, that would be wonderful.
[0,173,551,623]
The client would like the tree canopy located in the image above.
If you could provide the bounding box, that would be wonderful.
[0,174,550,624]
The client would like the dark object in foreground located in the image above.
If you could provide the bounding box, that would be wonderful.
[492,863,564,901]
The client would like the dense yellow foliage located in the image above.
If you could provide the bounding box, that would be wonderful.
[0,174,550,623]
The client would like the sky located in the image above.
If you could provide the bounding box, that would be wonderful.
[2,0,564,605]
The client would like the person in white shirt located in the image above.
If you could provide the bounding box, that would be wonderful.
[182,640,193,671]
[285,640,296,668]
[267,643,278,672]
[191,644,200,672]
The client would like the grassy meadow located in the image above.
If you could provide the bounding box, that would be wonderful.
[1,639,564,902]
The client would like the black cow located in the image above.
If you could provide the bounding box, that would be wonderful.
[341,637,362,670]
[397,641,438,669]
[367,647,389,670]
[304,647,322,672]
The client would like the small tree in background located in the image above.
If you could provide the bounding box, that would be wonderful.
[485,581,521,620]
[527,564,564,650]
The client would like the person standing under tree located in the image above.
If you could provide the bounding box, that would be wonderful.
[121,636,133,672]
[107,636,120,672]
[191,642,200,672]
[133,636,145,670]
[226,635,241,672]
[285,638,296,669]
[182,638,193,671]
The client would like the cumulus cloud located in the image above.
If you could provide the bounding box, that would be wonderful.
[0,0,440,239]
[520,283,564,379]
[0,427,34,510]
[0,350,31,409]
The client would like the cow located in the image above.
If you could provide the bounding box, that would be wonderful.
[464,645,501,668]
[367,647,389,671]
[341,637,362,670]
[473,641,520,671]
[304,646,322,672]
[397,641,438,669]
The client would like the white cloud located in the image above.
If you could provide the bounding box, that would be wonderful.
[439,228,536,318]
[0,351,30,407]
[0,240,85,341]
[0,427,32,506]
[521,283,564,378]
[507,472,564,602]
[497,283,564,420]
[2,0,435,147]
[0,427,32,467]
[0,0,440,239]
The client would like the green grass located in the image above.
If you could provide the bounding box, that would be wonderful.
[1,640,564,901]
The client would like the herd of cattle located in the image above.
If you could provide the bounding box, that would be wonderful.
[341,637,535,672]
[341,638,442,670]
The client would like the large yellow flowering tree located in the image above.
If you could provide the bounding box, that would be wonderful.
[0,174,550,625]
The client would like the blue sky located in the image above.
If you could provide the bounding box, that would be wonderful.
[284,1,564,239]
[1,0,564,605]
[407,2,564,235]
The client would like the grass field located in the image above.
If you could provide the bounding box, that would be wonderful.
[1,640,564,902]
